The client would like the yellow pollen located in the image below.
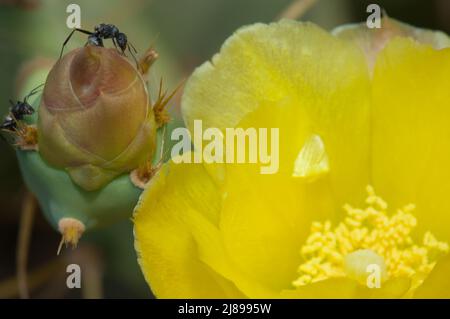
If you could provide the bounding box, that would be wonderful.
[292,186,449,288]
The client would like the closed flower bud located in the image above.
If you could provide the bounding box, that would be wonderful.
[38,46,156,191]
[333,16,450,73]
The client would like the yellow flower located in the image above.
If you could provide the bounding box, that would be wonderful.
[133,19,450,298]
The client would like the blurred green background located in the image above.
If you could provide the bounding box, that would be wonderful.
[0,0,448,298]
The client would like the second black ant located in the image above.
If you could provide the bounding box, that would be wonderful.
[1,83,43,132]
[1,83,43,147]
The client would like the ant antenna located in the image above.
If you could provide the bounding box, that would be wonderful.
[128,41,138,54]
[24,83,45,101]
[126,41,139,68]
[28,83,45,95]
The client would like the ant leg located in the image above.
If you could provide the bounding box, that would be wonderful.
[27,83,45,96]
[24,83,45,102]
[60,28,94,58]
[111,37,120,52]
[75,28,94,35]
[128,41,138,54]
[127,45,139,68]
[60,29,76,59]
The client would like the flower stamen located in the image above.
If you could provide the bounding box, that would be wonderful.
[293,186,449,289]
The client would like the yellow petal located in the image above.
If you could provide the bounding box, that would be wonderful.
[133,158,243,298]
[292,134,330,181]
[372,38,450,242]
[281,277,410,299]
[354,278,411,299]
[414,254,450,298]
[183,19,372,208]
[220,105,336,291]
[182,20,372,292]
[177,195,279,298]
[280,278,359,298]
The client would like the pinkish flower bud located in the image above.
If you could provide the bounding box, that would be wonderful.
[38,46,156,191]
[333,16,450,73]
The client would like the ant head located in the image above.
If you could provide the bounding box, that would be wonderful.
[14,101,34,116]
[22,102,35,115]
[116,33,128,51]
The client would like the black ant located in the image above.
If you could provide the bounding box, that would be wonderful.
[1,84,43,133]
[60,23,138,65]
